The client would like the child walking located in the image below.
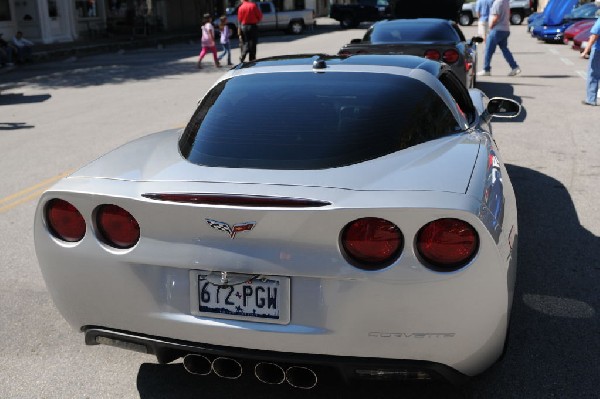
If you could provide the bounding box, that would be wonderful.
[197,13,220,69]
[217,15,233,66]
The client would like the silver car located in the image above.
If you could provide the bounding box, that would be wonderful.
[34,54,521,388]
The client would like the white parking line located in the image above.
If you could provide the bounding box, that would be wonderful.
[548,48,559,55]
[576,70,587,79]
[560,57,574,66]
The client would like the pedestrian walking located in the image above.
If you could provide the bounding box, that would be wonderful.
[218,15,233,66]
[478,0,521,77]
[475,0,493,41]
[580,17,600,106]
[197,13,220,69]
[237,0,263,62]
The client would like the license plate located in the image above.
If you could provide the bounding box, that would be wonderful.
[190,271,290,324]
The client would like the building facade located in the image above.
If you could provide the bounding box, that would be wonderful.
[0,0,327,44]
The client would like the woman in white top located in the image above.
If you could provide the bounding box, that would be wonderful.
[197,14,220,69]
[217,15,232,66]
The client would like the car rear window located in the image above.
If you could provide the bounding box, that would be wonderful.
[366,21,460,44]
[179,72,460,170]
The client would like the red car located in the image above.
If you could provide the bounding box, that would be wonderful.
[563,19,595,45]
[572,27,593,51]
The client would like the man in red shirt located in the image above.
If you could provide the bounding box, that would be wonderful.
[237,0,263,62]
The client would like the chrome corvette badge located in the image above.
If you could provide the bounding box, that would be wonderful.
[205,219,256,239]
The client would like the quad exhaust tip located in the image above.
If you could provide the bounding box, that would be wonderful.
[183,355,317,389]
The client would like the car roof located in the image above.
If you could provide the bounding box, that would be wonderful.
[233,54,443,77]
[376,18,455,26]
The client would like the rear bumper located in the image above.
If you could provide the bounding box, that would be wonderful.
[84,326,469,385]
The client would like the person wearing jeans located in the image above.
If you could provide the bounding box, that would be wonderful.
[479,0,520,77]
[580,17,600,106]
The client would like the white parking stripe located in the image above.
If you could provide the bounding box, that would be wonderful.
[548,48,559,55]
[560,57,574,66]
[576,70,587,79]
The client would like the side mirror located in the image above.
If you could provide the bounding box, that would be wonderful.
[350,38,362,44]
[471,36,484,44]
[486,97,521,118]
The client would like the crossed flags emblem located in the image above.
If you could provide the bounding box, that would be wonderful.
[205,219,256,239]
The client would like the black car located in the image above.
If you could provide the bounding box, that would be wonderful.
[338,18,483,88]
[330,0,393,29]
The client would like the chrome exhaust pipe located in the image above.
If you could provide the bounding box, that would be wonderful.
[254,362,286,385]
[212,357,243,379]
[285,366,318,389]
[183,354,212,376]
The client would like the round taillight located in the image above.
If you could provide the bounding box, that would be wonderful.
[45,199,86,242]
[341,217,403,270]
[96,204,140,249]
[424,49,441,61]
[416,218,478,270]
[442,49,460,64]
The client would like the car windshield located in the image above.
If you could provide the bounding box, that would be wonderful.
[365,21,460,44]
[567,4,599,19]
[179,72,460,170]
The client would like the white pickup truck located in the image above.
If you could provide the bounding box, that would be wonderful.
[224,1,315,35]
[459,0,533,26]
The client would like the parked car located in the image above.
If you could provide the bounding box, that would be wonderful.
[34,53,521,387]
[563,18,596,45]
[224,1,314,35]
[338,18,483,88]
[531,1,598,43]
[572,27,592,52]
[459,0,534,26]
[527,11,543,32]
[329,0,392,29]
[393,0,464,22]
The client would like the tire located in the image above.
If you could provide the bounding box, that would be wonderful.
[510,11,524,25]
[459,12,474,26]
[288,20,304,35]
[340,14,357,29]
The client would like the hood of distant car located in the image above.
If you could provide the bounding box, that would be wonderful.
[71,129,480,194]
[543,0,579,26]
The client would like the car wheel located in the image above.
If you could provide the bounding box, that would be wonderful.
[289,21,304,34]
[459,12,474,26]
[510,11,524,25]
[340,15,356,29]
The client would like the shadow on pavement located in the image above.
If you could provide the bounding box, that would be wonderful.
[0,122,34,130]
[469,164,599,397]
[0,93,51,105]
[0,24,347,90]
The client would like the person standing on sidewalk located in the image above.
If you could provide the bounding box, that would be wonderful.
[237,0,263,62]
[478,0,521,77]
[475,0,493,42]
[580,17,600,106]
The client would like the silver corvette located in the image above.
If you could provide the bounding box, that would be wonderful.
[34,55,521,387]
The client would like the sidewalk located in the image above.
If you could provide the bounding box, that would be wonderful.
[1,17,340,74]
[31,31,200,62]
[0,30,199,76]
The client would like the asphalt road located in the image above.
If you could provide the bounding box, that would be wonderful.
[0,19,598,398]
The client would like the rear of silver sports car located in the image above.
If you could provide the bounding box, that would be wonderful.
[34,137,517,388]
[34,61,518,387]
